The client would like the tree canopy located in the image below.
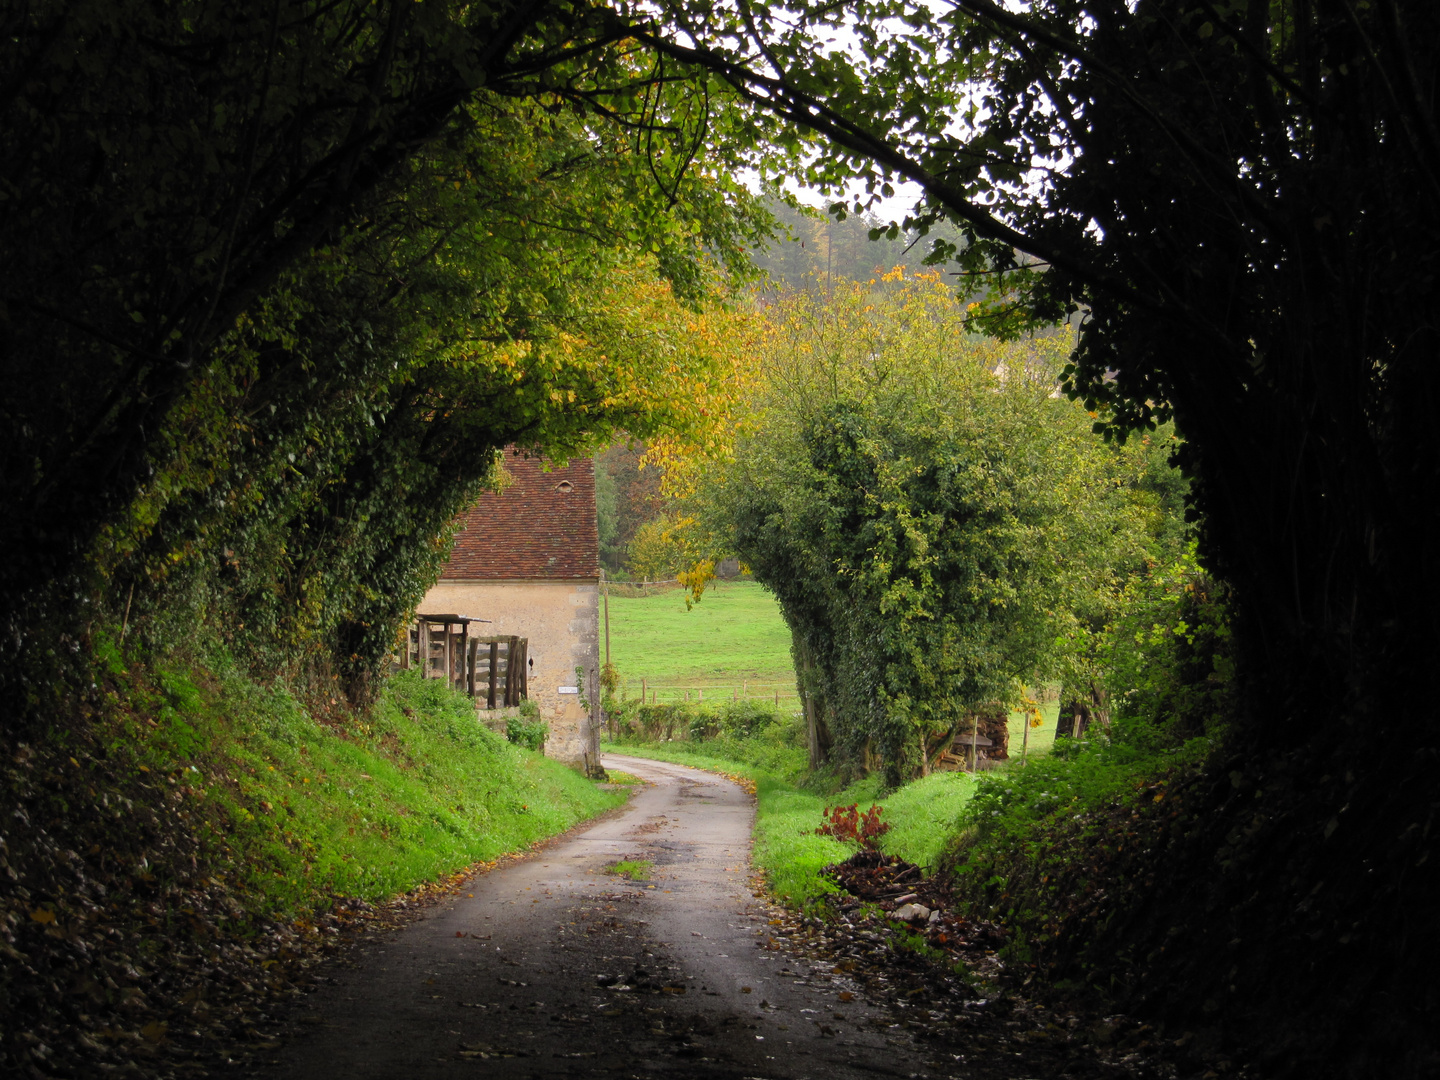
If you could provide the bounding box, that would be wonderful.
[0,1,768,706]
[693,274,1171,781]
[621,0,1439,737]
[615,5,1438,1067]
[4,1,1438,1071]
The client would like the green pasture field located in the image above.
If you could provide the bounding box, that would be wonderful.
[1006,696,1060,758]
[604,579,1061,753]
[605,580,798,702]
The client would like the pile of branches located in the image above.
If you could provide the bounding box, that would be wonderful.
[824,849,940,909]
[823,850,1008,954]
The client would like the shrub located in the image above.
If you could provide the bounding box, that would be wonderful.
[637,702,688,740]
[506,700,548,752]
[604,697,789,745]
[816,803,891,850]
[717,698,781,739]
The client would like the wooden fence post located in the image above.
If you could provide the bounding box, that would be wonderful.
[460,622,470,694]
[505,636,520,706]
[487,641,498,709]
[602,570,611,668]
[586,666,605,779]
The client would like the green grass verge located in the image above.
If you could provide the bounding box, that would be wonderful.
[603,770,648,786]
[606,581,797,699]
[605,737,981,909]
[108,648,625,918]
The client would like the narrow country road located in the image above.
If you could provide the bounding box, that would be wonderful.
[246,755,946,1080]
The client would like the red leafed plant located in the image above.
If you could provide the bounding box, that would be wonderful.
[816,803,891,850]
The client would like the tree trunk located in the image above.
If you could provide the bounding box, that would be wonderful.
[792,626,831,770]
[1056,691,1091,739]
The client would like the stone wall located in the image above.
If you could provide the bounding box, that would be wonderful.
[417,578,599,764]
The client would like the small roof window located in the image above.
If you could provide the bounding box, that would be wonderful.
[555,480,574,493]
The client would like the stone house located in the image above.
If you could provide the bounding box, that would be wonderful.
[418,451,601,770]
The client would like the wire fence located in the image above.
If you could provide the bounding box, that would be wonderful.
[620,679,801,707]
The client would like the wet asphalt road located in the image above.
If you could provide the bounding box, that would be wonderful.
[247,755,944,1080]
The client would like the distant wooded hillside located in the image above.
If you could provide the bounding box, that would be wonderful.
[749,198,971,294]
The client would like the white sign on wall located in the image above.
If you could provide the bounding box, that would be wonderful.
[558,686,579,695]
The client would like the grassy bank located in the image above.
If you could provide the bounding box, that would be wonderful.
[112,652,626,914]
[605,728,981,908]
[608,719,1214,991]
[2,644,626,1077]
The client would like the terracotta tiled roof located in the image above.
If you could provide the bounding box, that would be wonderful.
[441,451,599,580]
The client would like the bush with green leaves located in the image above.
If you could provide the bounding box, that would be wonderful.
[505,700,549,753]
[606,696,789,743]
[1100,544,1236,746]
[717,699,781,739]
[605,697,805,780]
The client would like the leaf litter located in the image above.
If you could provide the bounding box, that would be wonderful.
[734,850,1249,1080]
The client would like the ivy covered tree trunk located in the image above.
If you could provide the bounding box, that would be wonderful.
[793,628,832,770]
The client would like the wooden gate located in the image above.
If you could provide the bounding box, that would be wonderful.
[402,614,527,708]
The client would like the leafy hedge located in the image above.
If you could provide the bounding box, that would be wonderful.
[604,697,808,782]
